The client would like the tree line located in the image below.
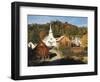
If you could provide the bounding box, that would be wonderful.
[28,20,87,44]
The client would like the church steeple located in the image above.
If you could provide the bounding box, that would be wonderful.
[49,24,52,33]
[48,24,53,36]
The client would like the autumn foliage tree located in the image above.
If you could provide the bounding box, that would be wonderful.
[81,33,88,49]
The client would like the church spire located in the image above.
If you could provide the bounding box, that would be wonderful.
[48,24,53,36]
[49,24,52,33]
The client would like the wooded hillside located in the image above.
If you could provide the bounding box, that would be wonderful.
[28,20,87,44]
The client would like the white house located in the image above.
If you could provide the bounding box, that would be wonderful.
[71,37,81,47]
[28,42,36,49]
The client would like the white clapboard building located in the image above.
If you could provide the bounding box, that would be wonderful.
[43,24,57,48]
[71,37,81,47]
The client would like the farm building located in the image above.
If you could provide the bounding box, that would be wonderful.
[56,35,71,47]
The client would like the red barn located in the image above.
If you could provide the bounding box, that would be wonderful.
[34,41,49,60]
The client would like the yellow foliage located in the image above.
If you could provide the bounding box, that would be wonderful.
[81,34,88,48]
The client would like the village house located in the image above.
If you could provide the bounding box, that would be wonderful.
[56,35,71,48]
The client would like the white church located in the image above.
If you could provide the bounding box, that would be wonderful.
[43,24,57,48]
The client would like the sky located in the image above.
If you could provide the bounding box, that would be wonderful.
[28,15,88,27]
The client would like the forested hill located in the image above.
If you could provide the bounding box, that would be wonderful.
[28,20,87,43]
